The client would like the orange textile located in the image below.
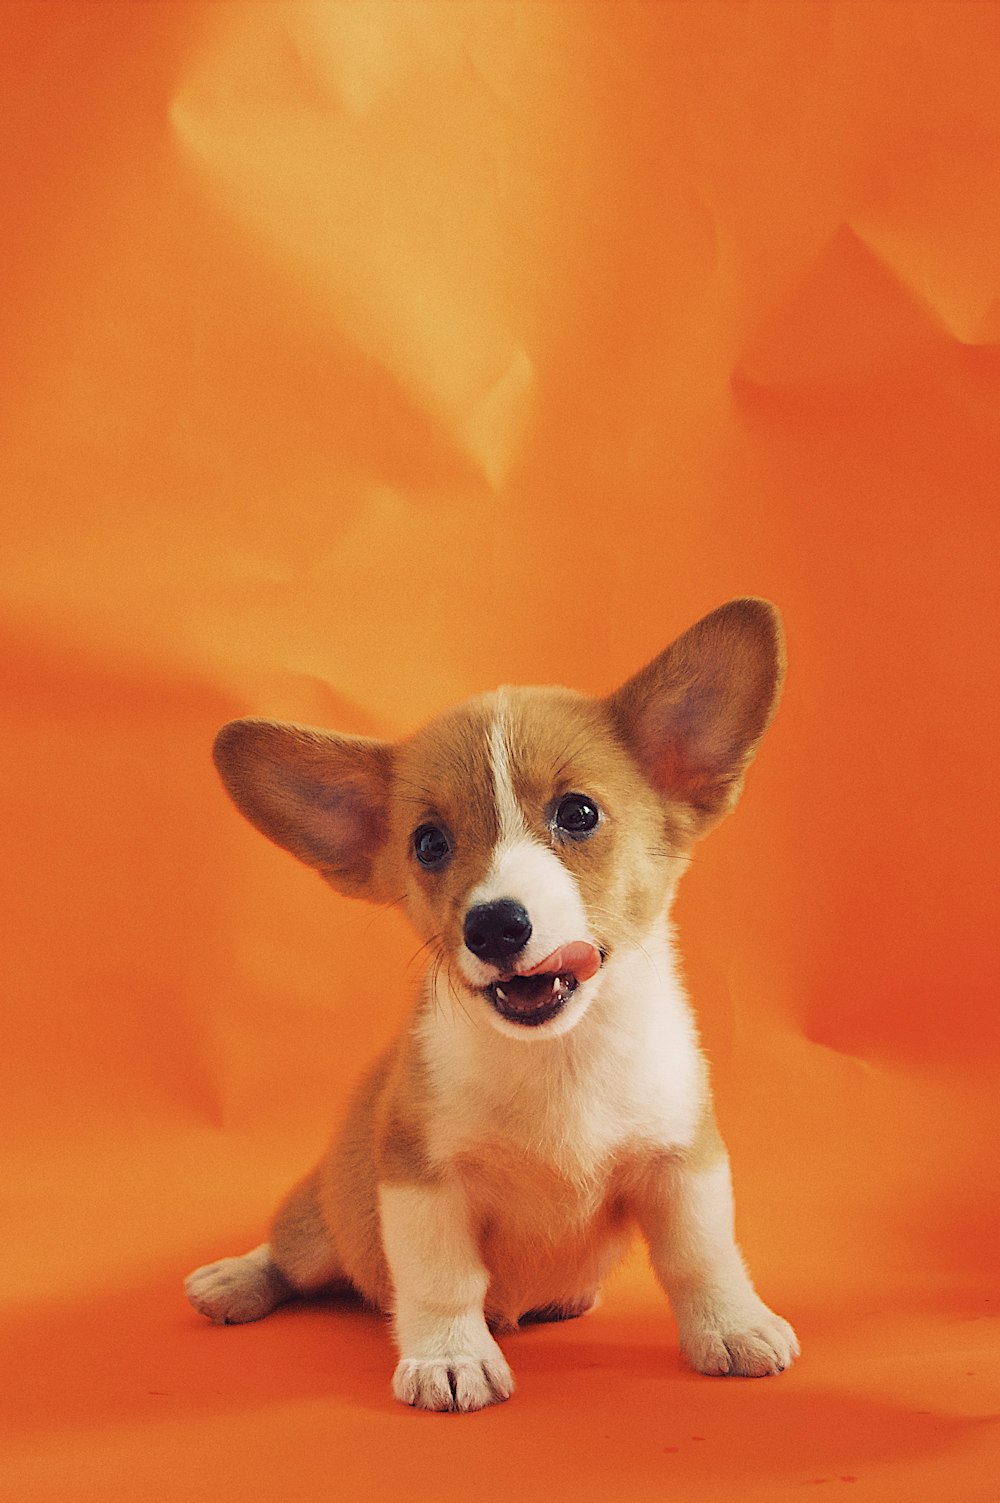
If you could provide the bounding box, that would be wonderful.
[2,1,998,1498]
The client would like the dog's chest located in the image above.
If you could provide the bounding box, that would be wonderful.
[421,940,704,1183]
[414,940,705,1324]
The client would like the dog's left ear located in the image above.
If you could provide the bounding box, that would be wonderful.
[606,597,786,838]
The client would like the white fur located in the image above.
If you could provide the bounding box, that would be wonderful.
[379,1182,514,1411]
[456,697,600,1007]
[410,920,763,1334]
[641,1160,800,1376]
[414,924,797,1373]
[424,918,703,1177]
[487,689,524,846]
[457,836,595,997]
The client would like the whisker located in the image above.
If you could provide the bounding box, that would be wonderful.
[447,965,475,1025]
[428,952,446,1024]
[358,892,408,939]
[390,775,453,811]
[432,950,475,1026]
[406,925,442,961]
[423,944,476,1028]
[551,728,606,786]
[405,932,442,974]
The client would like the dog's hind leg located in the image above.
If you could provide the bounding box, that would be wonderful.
[268,1165,351,1294]
[184,1242,295,1325]
[185,1168,350,1325]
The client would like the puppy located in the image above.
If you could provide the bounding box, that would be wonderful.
[185,597,799,1411]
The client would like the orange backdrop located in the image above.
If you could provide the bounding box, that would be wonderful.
[2,2,998,1498]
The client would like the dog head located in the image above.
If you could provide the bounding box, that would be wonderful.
[213,598,784,1039]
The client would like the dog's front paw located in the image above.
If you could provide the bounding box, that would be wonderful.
[392,1354,514,1412]
[681,1300,799,1378]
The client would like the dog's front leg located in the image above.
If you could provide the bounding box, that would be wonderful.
[641,1154,800,1378]
[378,1179,513,1412]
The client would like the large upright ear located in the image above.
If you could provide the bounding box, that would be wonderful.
[605,598,785,838]
[212,718,396,900]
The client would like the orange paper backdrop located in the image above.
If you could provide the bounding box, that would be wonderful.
[2,3,998,1499]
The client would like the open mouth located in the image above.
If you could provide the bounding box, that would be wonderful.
[486,971,580,1027]
[483,941,603,1028]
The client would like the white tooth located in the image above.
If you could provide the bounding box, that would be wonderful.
[551,976,560,993]
[495,986,507,1002]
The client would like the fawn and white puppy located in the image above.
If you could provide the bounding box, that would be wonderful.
[185,597,799,1411]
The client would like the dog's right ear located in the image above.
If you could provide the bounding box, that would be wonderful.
[213,719,395,901]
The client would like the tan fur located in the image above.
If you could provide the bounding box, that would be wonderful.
[185,598,799,1410]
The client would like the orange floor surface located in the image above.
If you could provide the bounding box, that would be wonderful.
[2,3,998,1499]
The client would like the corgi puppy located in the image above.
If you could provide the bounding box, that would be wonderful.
[185,597,799,1411]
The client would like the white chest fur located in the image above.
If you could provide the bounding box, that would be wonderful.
[419,919,704,1187]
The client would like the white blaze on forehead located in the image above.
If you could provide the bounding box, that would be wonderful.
[489,689,526,845]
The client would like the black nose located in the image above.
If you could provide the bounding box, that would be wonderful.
[464,899,532,965]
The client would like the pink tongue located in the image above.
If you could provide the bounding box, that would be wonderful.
[524,941,602,983]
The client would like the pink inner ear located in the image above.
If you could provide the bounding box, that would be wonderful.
[290,779,374,866]
[612,604,783,827]
[214,719,394,897]
[652,738,700,797]
[636,692,721,793]
[644,733,728,812]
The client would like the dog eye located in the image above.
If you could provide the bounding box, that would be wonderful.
[413,823,452,867]
[554,793,600,837]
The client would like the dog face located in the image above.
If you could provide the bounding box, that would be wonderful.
[386,685,678,1037]
[213,598,784,1039]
